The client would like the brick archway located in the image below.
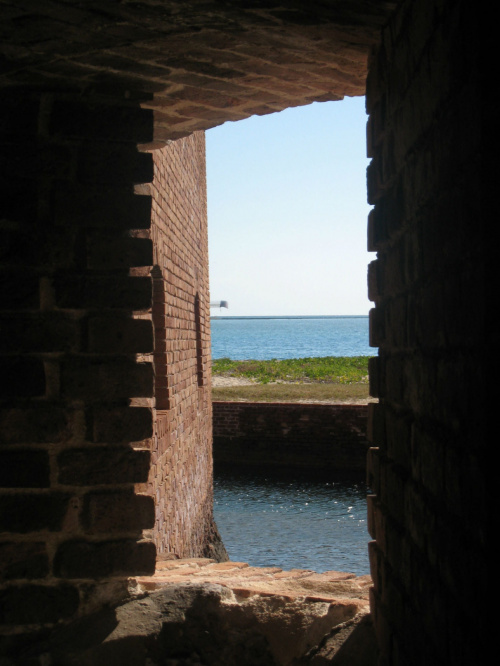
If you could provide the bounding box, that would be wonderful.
[0,1,395,141]
[0,2,484,665]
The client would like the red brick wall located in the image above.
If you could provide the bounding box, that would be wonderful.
[136,133,215,557]
[213,401,369,474]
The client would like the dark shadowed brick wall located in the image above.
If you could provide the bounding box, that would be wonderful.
[0,94,158,635]
[365,1,484,664]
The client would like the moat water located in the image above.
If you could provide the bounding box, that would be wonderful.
[214,468,370,575]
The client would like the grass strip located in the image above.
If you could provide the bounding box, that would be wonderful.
[212,356,371,384]
[212,382,370,403]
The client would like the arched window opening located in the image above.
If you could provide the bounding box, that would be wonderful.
[207,98,377,576]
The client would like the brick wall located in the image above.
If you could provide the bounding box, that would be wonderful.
[136,133,217,558]
[0,94,158,635]
[213,401,370,474]
[365,1,484,664]
[0,2,395,144]
[0,95,220,646]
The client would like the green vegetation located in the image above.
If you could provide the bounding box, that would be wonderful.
[211,356,373,403]
[212,356,370,384]
[212,382,370,402]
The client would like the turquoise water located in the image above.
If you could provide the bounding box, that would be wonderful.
[214,469,370,575]
[211,315,374,360]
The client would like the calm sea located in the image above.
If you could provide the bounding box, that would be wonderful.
[210,315,374,360]
[211,315,372,575]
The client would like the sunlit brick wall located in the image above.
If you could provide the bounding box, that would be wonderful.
[137,133,215,557]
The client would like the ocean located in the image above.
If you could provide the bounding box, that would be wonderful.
[210,315,374,360]
[211,314,373,575]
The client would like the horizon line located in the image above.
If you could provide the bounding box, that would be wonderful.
[210,314,369,319]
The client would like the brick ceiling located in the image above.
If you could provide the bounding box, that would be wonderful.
[1,1,398,143]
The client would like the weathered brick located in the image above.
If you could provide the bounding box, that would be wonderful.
[78,144,154,184]
[368,356,382,398]
[0,143,74,180]
[0,584,79,624]
[366,493,377,539]
[0,450,50,488]
[380,462,407,527]
[0,542,49,580]
[86,234,153,270]
[0,222,84,273]
[60,357,154,402]
[50,101,154,143]
[366,447,381,495]
[0,356,45,398]
[144,134,215,557]
[0,493,70,533]
[53,539,156,578]
[53,184,152,229]
[58,447,150,485]
[82,492,155,533]
[89,406,153,443]
[87,316,153,354]
[367,402,385,448]
[54,274,152,310]
[155,386,171,410]
[366,157,383,204]
[369,307,384,348]
[0,313,81,353]
[212,402,369,473]
[367,260,381,303]
[0,405,75,445]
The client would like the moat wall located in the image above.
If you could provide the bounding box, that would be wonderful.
[213,401,369,474]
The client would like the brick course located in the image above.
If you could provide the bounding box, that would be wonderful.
[213,402,370,474]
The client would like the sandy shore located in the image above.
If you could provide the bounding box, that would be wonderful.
[212,376,256,387]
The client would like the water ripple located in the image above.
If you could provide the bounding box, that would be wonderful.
[214,470,371,575]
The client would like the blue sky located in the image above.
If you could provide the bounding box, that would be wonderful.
[206,96,373,316]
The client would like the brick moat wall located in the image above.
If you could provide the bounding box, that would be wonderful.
[213,402,370,474]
